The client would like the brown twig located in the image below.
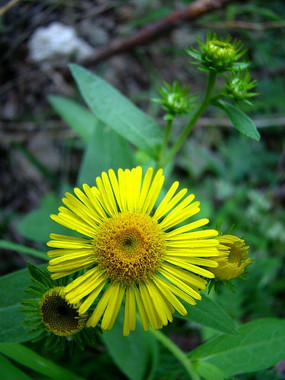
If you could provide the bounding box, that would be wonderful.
[1,116,284,144]
[0,121,75,144]
[0,0,20,16]
[196,116,285,128]
[84,0,233,65]
[196,20,285,30]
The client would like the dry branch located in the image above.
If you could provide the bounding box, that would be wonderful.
[1,116,284,143]
[197,20,285,30]
[0,0,20,16]
[84,0,233,65]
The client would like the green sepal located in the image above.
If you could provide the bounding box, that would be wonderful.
[208,278,236,294]
[207,279,216,294]
[21,299,39,307]
[82,328,97,348]
[185,48,201,61]
[27,324,43,333]
[22,318,42,326]
[73,333,84,351]
[27,262,53,288]
[24,286,46,298]
[233,62,250,71]
[32,331,48,343]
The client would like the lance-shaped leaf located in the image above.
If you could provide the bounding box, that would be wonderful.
[70,64,163,158]
[48,95,98,144]
[216,100,260,141]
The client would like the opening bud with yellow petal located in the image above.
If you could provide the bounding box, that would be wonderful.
[210,234,251,281]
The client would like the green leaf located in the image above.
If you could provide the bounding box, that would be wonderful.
[102,311,158,380]
[0,268,36,343]
[0,267,46,343]
[189,318,285,376]
[216,100,260,141]
[48,95,98,144]
[0,267,33,308]
[17,192,72,243]
[69,64,163,158]
[194,361,226,380]
[0,304,39,343]
[0,353,32,380]
[78,124,134,186]
[0,240,47,261]
[0,343,84,380]
[180,294,238,335]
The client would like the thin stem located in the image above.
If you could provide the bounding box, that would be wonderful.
[155,119,173,172]
[159,71,217,168]
[150,329,200,380]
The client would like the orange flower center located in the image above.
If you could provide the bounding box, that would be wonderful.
[94,212,165,284]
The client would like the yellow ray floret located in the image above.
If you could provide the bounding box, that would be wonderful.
[47,167,220,336]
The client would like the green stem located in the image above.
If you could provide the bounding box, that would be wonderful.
[159,71,217,168]
[155,119,173,172]
[150,329,200,380]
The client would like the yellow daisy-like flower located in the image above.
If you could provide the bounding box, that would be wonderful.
[210,235,250,281]
[47,167,220,336]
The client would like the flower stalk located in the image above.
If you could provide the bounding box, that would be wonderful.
[157,119,173,169]
[151,329,201,380]
[157,71,217,169]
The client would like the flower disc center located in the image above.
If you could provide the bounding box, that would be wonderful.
[39,287,86,337]
[94,212,165,284]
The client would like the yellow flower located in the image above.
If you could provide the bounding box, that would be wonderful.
[39,287,87,337]
[47,167,220,336]
[210,235,250,281]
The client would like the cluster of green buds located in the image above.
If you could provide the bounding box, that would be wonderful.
[225,70,258,105]
[186,32,247,73]
[185,32,258,106]
[152,81,193,120]
[22,263,97,352]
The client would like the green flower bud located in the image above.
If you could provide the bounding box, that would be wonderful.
[225,70,258,104]
[152,81,193,120]
[186,33,247,73]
